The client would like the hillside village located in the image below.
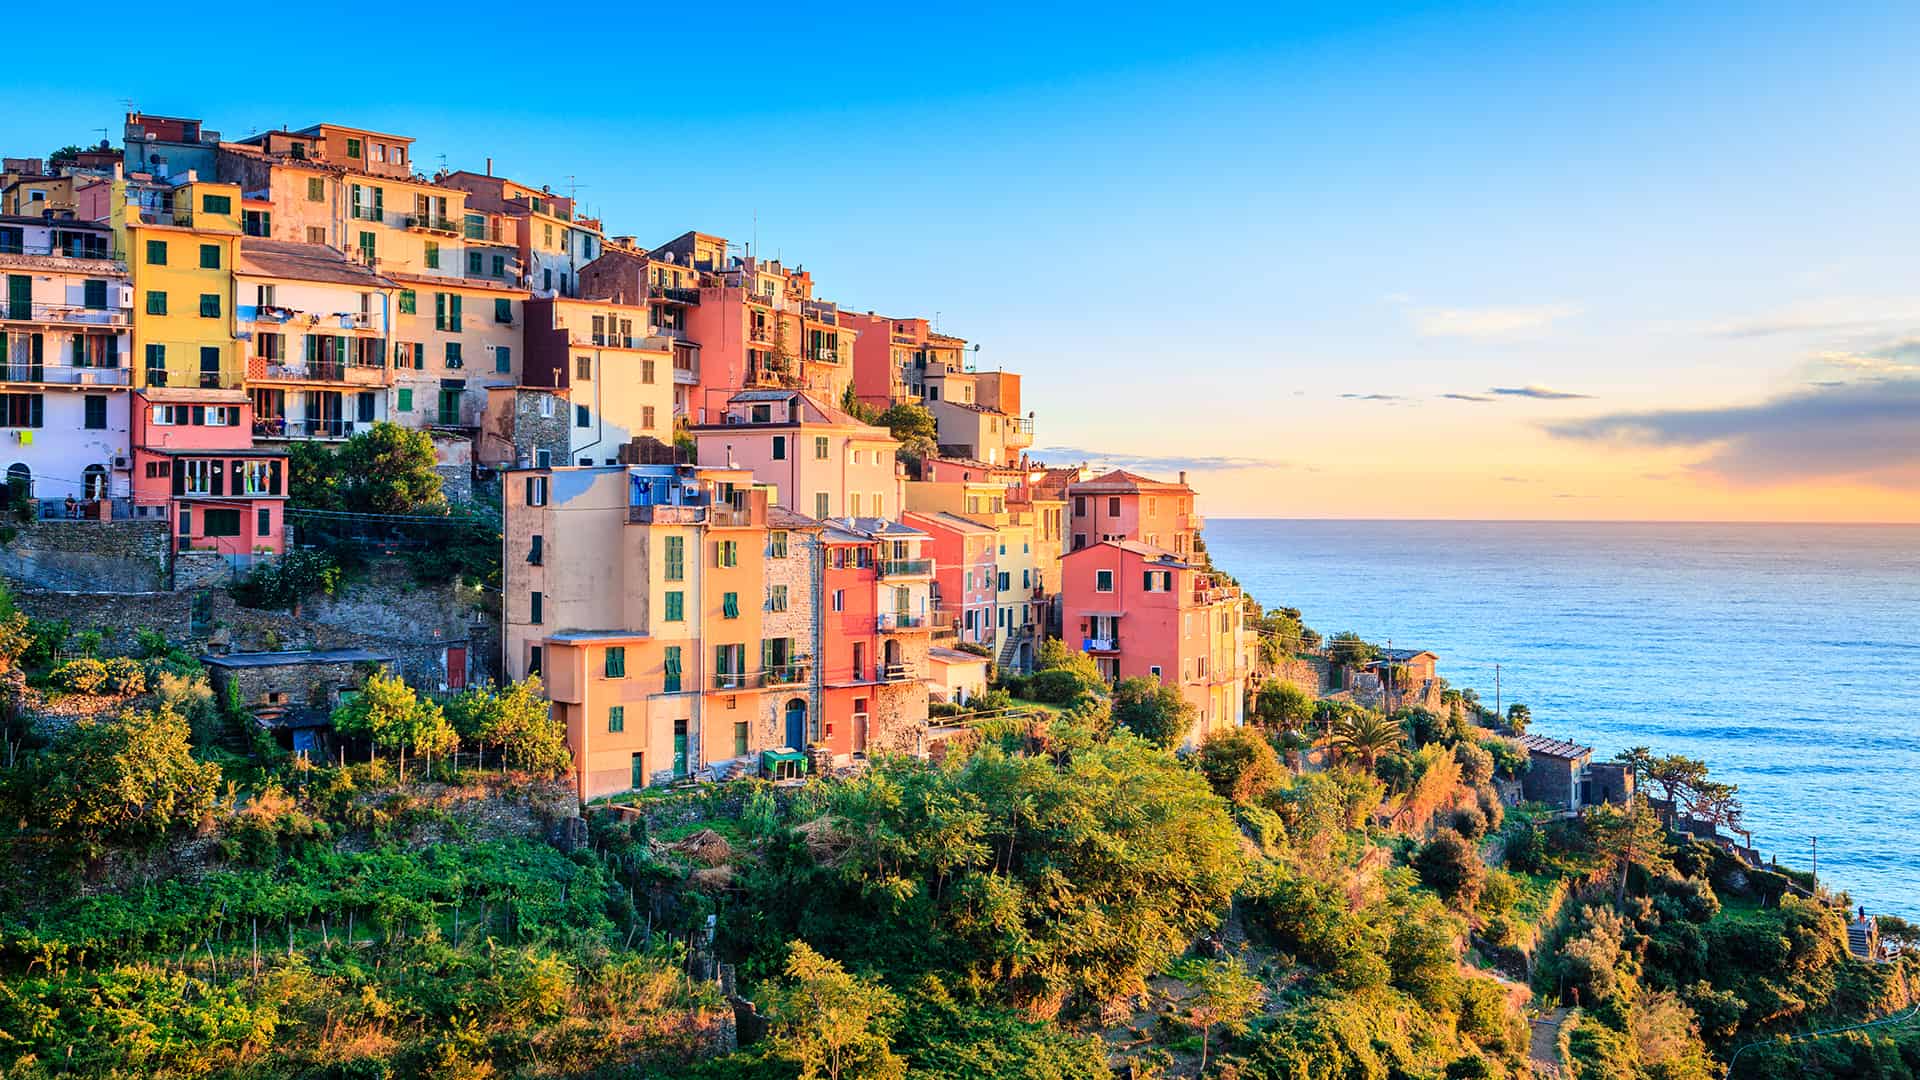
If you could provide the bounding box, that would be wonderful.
[0,115,1915,1080]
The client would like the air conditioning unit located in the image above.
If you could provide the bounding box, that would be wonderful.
[116,285,134,308]
[111,455,131,471]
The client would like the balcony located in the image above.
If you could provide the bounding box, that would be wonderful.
[875,558,933,578]
[876,612,928,632]
[404,214,459,235]
[748,324,775,345]
[1192,584,1238,606]
[878,663,915,683]
[812,347,840,363]
[1083,636,1120,653]
[253,417,358,440]
[0,239,118,262]
[1007,416,1035,445]
[0,363,129,386]
[349,205,385,223]
[586,333,648,350]
[712,670,763,690]
[673,364,699,386]
[1,303,128,327]
[765,661,812,686]
[30,498,170,523]
[255,360,386,385]
[709,502,756,527]
[651,285,700,304]
[627,503,707,525]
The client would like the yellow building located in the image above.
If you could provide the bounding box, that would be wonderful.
[524,297,674,462]
[114,178,244,391]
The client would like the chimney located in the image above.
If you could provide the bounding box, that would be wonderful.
[1178,470,1188,486]
[485,157,492,176]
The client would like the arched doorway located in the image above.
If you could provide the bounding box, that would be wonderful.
[82,464,108,499]
[784,697,807,749]
[881,639,900,676]
[5,464,29,507]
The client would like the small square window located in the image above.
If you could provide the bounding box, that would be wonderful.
[199,243,220,269]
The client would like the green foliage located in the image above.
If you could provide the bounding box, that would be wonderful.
[46,655,146,696]
[230,548,343,610]
[442,677,570,777]
[21,616,68,669]
[1111,676,1193,748]
[759,941,905,1080]
[1255,679,1316,730]
[890,977,1113,1078]
[292,421,445,514]
[7,705,221,861]
[1174,955,1263,1073]
[330,670,456,777]
[1195,725,1284,804]
[1414,828,1485,909]
[1327,631,1379,667]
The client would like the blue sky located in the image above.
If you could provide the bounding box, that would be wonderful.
[9,3,1918,519]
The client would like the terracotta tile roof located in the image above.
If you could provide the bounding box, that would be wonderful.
[1069,469,1193,494]
[1517,733,1593,760]
[239,238,393,287]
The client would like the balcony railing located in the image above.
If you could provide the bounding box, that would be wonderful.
[1083,636,1120,653]
[404,214,459,235]
[877,612,927,631]
[253,417,358,439]
[712,670,762,690]
[876,558,933,578]
[748,325,775,344]
[587,333,648,349]
[627,503,707,524]
[1008,417,1036,437]
[257,361,385,384]
[349,205,385,223]
[651,286,700,304]
[0,363,129,386]
[812,347,840,363]
[765,661,812,686]
[1,303,128,326]
[709,503,755,527]
[878,663,915,683]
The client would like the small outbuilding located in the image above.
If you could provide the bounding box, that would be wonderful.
[1517,733,1593,812]
[202,648,395,759]
[927,646,992,706]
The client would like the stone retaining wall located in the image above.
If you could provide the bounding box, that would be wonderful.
[0,518,170,592]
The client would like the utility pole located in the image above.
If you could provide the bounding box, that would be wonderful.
[1811,836,1818,899]
[1494,663,1501,722]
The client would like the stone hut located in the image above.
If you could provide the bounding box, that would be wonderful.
[1517,733,1593,812]
[203,648,394,758]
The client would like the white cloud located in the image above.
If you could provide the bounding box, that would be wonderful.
[1410,302,1580,340]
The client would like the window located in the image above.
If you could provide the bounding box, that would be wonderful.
[575,355,591,380]
[83,279,107,310]
[199,243,220,269]
[609,706,624,733]
[716,540,738,567]
[495,298,512,324]
[663,536,684,580]
[145,239,167,265]
[1108,496,1121,516]
[145,291,167,315]
[998,571,1010,591]
[467,250,483,276]
[398,289,416,314]
[1095,569,1114,592]
[200,347,222,382]
[525,475,548,506]
[199,293,221,318]
[642,405,656,430]
[832,588,845,612]
[767,584,787,612]
[491,254,505,278]
[446,342,463,368]
[200,193,231,215]
[528,534,543,565]
[357,232,375,261]
[575,404,590,428]
[528,646,542,676]
[258,507,272,537]
[0,394,43,428]
[195,508,241,538]
[425,241,439,269]
[734,721,749,757]
[345,137,362,159]
[719,590,740,618]
[814,492,830,519]
[605,646,626,678]
[814,436,829,459]
[495,345,511,373]
[396,387,413,411]
[641,359,655,383]
[307,226,327,245]
[529,591,543,624]
[848,493,861,517]
[663,591,684,622]
[83,395,107,429]
[663,646,682,693]
[307,177,325,202]
[769,531,788,558]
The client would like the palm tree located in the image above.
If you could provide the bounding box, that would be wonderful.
[1334,711,1403,770]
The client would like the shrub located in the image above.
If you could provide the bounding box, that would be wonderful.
[102,656,147,695]
[23,616,69,667]
[230,549,343,610]
[1452,802,1489,840]
[1454,741,1495,786]
[1196,726,1284,804]
[1028,667,1096,704]
[48,657,108,694]
[1414,828,1485,908]
[1112,677,1195,749]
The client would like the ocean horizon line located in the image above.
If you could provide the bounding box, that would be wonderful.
[1202,516,1920,527]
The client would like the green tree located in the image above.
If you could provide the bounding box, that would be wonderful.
[446,677,569,776]
[1180,956,1263,1075]
[1327,631,1378,667]
[1333,710,1403,770]
[759,941,904,1080]
[1255,680,1315,731]
[1413,827,1485,909]
[332,670,457,780]
[337,421,446,513]
[16,705,222,861]
[1585,795,1672,907]
[1112,676,1194,748]
[1504,702,1531,733]
[874,402,938,467]
[1195,726,1285,804]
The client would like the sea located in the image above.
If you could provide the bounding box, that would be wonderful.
[1203,520,1920,916]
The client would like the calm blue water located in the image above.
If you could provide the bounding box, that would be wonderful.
[1205,520,1920,916]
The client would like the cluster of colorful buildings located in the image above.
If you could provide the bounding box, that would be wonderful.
[3,112,1250,801]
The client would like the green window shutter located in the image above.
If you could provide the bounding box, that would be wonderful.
[449,294,462,329]
[608,706,623,733]
[83,279,107,310]
[664,591,683,621]
[146,291,166,315]
[146,239,166,265]
[397,387,412,411]
[467,251,482,275]
[495,345,510,373]
[199,243,219,269]
[723,592,739,618]
[495,298,510,323]
[664,646,681,692]
[308,177,324,201]
[399,289,415,314]
[434,292,446,328]
[425,241,439,269]
[446,342,461,367]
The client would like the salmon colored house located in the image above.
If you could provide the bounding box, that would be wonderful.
[1060,540,1247,748]
[691,388,902,520]
[817,518,933,762]
[902,510,997,648]
[1067,469,1203,558]
[129,388,287,555]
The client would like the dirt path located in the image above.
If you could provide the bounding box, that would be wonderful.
[1528,1007,1569,1079]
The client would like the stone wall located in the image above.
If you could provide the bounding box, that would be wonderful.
[758,534,819,747]
[869,680,929,755]
[206,658,378,714]
[0,518,170,592]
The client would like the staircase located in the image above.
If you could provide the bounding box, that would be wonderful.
[1849,916,1879,961]
[997,626,1029,675]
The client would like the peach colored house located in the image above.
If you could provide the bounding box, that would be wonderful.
[842,312,969,410]
[818,518,933,762]
[1060,540,1248,748]
[691,389,902,520]
[1067,469,1203,558]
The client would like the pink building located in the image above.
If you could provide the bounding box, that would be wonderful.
[1066,469,1203,558]
[1059,540,1247,747]
[903,510,997,648]
[691,389,902,520]
[129,388,287,555]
